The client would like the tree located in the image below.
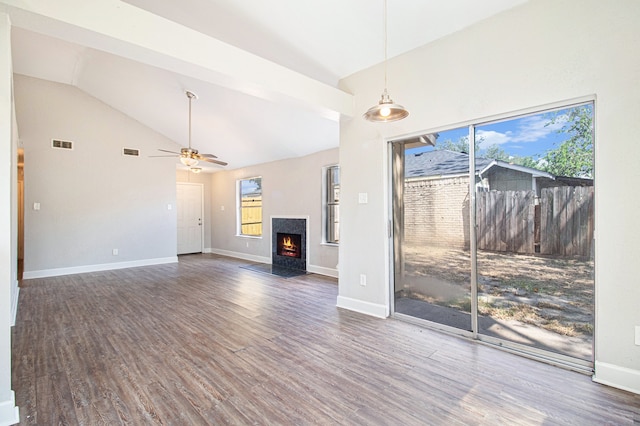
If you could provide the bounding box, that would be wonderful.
[437,136,538,168]
[541,105,593,178]
[436,136,477,154]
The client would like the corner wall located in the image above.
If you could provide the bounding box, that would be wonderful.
[338,0,640,393]
[15,75,180,278]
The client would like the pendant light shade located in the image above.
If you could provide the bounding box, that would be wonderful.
[363,89,409,122]
[364,0,408,123]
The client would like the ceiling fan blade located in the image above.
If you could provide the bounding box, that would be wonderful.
[149,154,179,158]
[198,153,218,159]
[200,157,228,166]
[157,148,181,155]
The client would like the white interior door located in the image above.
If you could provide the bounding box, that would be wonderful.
[177,183,203,255]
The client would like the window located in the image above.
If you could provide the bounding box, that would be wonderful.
[323,166,340,244]
[238,177,262,236]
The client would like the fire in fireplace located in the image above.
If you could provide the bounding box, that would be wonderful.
[277,232,302,258]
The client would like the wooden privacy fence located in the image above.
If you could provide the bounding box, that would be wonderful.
[477,190,536,254]
[539,186,594,257]
[476,186,594,257]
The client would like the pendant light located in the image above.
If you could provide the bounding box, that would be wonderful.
[363,0,409,122]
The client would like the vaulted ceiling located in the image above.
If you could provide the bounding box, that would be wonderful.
[4,0,527,171]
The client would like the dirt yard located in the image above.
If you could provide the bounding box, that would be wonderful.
[400,244,594,339]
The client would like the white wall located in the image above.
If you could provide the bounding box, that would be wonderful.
[0,12,20,426]
[338,0,640,393]
[15,75,180,278]
[210,148,339,276]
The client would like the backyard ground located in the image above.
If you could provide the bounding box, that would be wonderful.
[398,244,594,358]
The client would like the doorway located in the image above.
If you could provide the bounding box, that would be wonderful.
[177,182,204,255]
[391,102,595,369]
[18,148,24,280]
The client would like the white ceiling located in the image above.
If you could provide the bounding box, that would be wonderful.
[6,0,527,171]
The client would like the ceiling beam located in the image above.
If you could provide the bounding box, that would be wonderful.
[0,0,354,120]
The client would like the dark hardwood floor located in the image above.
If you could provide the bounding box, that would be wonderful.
[12,254,640,425]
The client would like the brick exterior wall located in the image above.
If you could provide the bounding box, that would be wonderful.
[404,176,470,249]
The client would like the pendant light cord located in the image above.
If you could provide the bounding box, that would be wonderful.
[384,0,388,91]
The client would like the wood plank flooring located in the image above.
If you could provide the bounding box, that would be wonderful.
[12,254,640,425]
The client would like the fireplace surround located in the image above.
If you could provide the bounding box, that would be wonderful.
[272,217,307,271]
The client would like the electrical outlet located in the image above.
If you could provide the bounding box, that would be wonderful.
[221,205,225,211]
[112,248,119,256]
[635,326,640,346]
[359,274,367,286]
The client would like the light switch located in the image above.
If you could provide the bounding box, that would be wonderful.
[167,204,172,210]
[33,202,40,210]
[358,193,368,204]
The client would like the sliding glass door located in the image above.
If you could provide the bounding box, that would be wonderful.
[392,132,472,334]
[392,102,594,366]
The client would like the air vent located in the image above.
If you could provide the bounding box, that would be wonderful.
[122,148,140,157]
[52,139,73,150]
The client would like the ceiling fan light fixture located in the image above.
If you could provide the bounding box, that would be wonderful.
[152,90,227,167]
[180,156,199,167]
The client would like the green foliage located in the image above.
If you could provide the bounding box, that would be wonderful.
[541,105,593,178]
[437,136,477,154]
[249,177,262,191]
[437,136,538,168]
[433,104,593,178]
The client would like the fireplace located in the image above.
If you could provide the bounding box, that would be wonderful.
[272,217,307,271]
[277,233,302,258]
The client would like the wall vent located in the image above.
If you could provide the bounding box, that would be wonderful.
[52,139,73,150]
[122,148,141,157]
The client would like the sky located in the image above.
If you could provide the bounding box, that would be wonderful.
[412,104,592,159]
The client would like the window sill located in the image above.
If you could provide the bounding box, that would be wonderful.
[237,234,263,239]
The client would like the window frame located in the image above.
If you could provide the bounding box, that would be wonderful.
[237,176,263,237]
[322,165,340,245]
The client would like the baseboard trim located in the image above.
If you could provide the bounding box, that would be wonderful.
[336,295,388,319]
[0,390,19,426]
[307,264,338,278]
[208,248,271,265]
[22,257,179,279]
[593,361,640,395]
[209,249,338,278]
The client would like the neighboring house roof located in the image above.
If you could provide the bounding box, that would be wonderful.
[405,150,491,178]
[405,149,556,180]
[479,159,554,180]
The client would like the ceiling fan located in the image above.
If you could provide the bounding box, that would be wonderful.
[153,90,227,167]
